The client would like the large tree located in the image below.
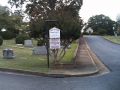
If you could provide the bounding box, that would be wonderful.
[0,5,16,39]
[0,5,24,39]
[9,0,83,63]
[87,14,115,35]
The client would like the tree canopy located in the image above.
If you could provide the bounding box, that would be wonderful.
[0,5,24,39]
[9,0,83,40]
[87,14,115,35]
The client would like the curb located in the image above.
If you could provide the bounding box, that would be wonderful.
[84,36,110,75]
[0,67,99,78]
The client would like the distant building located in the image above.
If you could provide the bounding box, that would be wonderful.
[86,27,93,34]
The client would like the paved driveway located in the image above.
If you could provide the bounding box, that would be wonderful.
[86,36,120,71]
[0,36,120,90]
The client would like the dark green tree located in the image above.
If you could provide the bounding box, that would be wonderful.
[87,14,115,35]
[0,5,24,39]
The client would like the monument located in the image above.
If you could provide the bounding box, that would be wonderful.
[24,40,33,47]
[32,46,47,55]
[3,48,15,59]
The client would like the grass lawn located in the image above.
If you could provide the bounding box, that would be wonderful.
[0,39,78,73]
[103,36,120,44]
[62,43,78,64]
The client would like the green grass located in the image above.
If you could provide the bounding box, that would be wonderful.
[103,36,120,44]
[62,43,78,64]
[0,39,78,72]
[0,39,48,72]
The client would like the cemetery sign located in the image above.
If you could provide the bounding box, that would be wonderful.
[49,27,60,49]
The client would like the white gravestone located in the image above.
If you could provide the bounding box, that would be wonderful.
[24,40,33,47]
[3,48,15,59]
[32,46,47,55]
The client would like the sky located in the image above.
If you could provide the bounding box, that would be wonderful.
[0,0,120,22]
[80,0,120,22]
[0,0,9,6]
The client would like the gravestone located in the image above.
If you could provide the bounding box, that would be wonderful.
[24,40,33,47]
[32,46,47,55]
[3,49,15,59]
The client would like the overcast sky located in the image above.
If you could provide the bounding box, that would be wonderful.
[0,0,8,6]
[80,0,120,22]
[1,0,120,22]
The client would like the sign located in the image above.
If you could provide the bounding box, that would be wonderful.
[49,27,60,38]
[49,38,60,49]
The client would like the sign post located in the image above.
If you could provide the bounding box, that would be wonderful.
[45,20,58,68]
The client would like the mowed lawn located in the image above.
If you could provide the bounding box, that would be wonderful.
[0,39,78,73]
[103,36,120,44]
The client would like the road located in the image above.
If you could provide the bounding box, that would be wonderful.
[0,36,120,90]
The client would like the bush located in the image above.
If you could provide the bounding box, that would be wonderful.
[15,33,30,44]
[82,32,89,35]
[37,39,45,46]
[1,31,16,40]
[97,28,107,35]
[0,36,3,46]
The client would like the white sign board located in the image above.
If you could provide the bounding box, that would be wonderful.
[49,27,60,38]
[49,38,60,49]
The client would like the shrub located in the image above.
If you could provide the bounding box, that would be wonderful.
[15,33,30,44]
[0,36,3,46]
[1,31,15,40]
[97,28,107,35]
[37,39,45,46]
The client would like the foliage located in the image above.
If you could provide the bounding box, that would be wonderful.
[9,0,83,63]
[0,5,9,16]
[96,28,107,35]
[0,5,23,37]
[1,30,16,40]
[37,38,45,46]
[0,36,3,46]
[15,33,30,44]
[87,14,115,35]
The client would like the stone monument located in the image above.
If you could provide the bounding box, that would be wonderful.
[24,40,33,47]
[3,48,15,59]
[32,46,47,55]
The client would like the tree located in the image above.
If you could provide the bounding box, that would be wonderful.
[9,0,83,63]
[0,5,15,39]
[87,14,115,35]
[116,14,120,34]
[0,5,24,39]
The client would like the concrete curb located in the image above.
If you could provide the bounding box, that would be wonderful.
[84,36,110,75]
[0,67,99,78]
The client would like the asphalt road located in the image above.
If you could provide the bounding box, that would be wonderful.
[0,36,120,90]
